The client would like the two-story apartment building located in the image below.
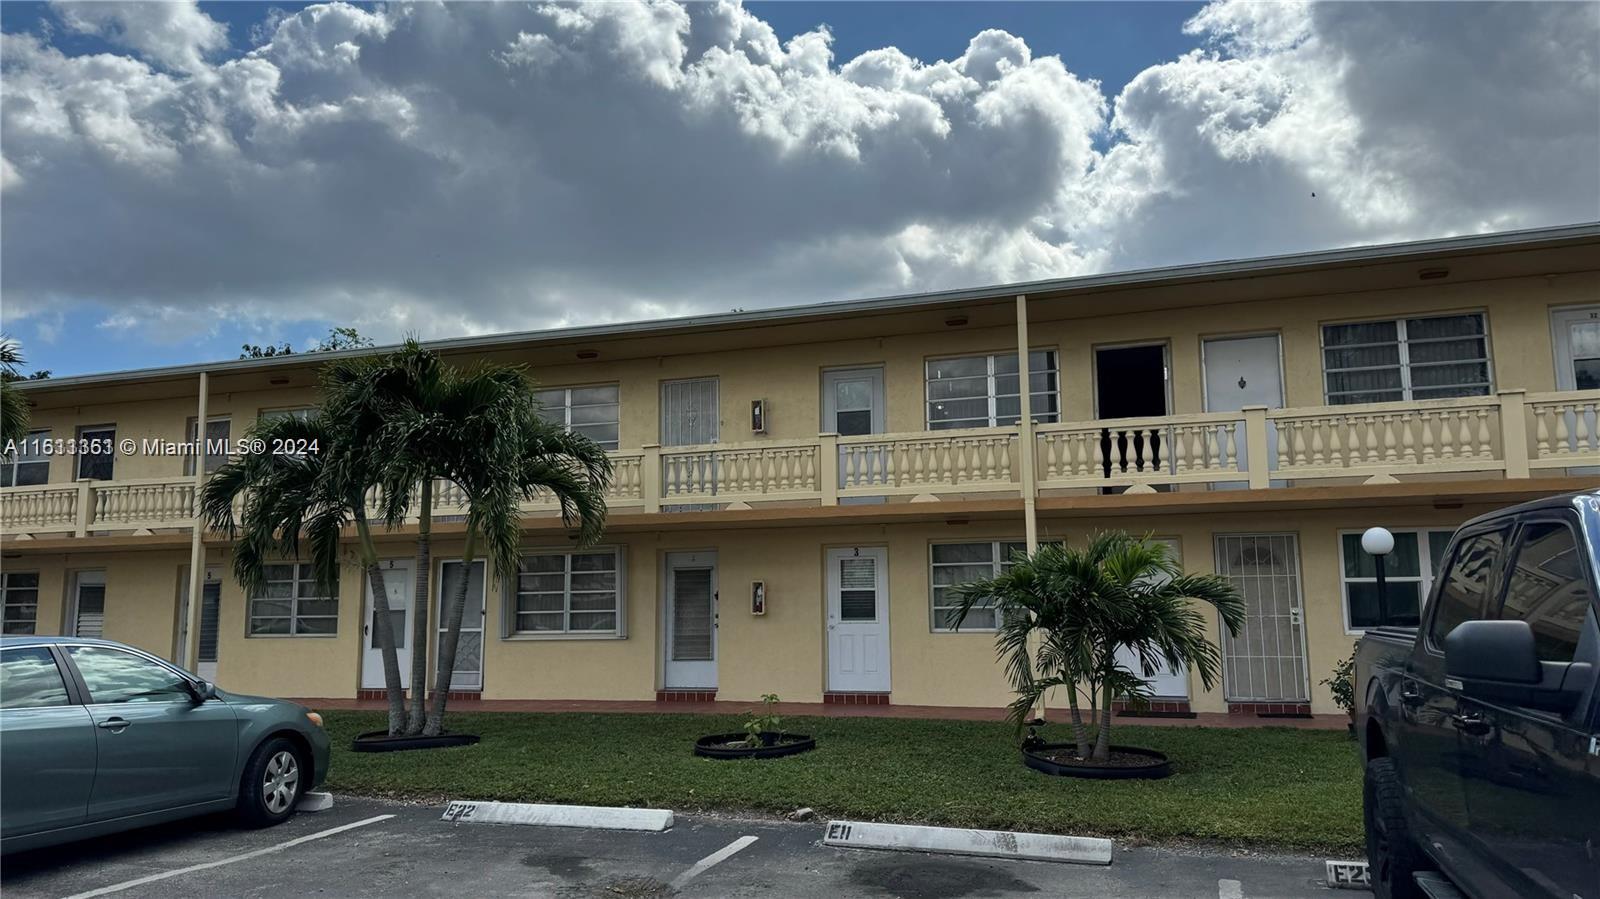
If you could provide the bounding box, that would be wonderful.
[4,225,1598,718]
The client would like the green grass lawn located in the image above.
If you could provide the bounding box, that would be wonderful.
[319,711,1362,853]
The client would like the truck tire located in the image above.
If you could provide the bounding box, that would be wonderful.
[1364,757,1429,899]
[236,736,306,828]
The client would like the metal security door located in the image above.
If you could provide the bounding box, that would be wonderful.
[664,552,717,689]
[1215,534,1309,702]
[436,560,486,691]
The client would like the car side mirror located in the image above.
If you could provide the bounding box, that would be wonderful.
[187,679,217,703]
[1444,620,1589,715]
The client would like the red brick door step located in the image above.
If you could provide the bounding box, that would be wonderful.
[823,692,890,706]
[1227,701,1313,718]
[356,689,482,702]
[1112,699,1196,719]
[656,690,718,703]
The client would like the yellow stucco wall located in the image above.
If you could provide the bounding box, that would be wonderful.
[16,276,1597,480]
[6,500,1505,714]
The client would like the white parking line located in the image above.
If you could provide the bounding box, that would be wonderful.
[668,835,759,890]
[59,814,395,899]
[1219,878,1244,899]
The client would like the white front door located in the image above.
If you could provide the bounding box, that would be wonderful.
[822,367,887,502]
[1204,334,1284,488]
[664,552,717,689]
[826,546,890,693]
[1549,307,1600,472]
[361,559,414,690]
[196,567,222,681]
[436,560,486,692]
[69,570,107,638]
[1552,306,1600,390]
[1113,538,1188,698]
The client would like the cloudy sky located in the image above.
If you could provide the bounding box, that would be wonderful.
[3,1,1597,377]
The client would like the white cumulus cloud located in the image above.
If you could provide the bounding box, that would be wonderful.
[1,0,1595,346]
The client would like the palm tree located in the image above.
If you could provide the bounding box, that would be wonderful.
[954,532,1245,762]
[319,343,450,734]
[2,336,31,446]
[326,342,613,736]
[412,368,611,735]
[200,413,410,735]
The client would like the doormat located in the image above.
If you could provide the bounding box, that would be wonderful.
[1256,712,1314,719]
[1115,710,1197,719]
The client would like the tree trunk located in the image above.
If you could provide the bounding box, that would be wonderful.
[424,530,477,735]
[354,510,406,736]
[1092,682,1114,761]
[405,479,433,735]
[1066,688,1092,759]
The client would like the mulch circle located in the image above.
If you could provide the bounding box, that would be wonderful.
[351,730,481,753]
[693,731,817,760]
[1021,742,1173,780]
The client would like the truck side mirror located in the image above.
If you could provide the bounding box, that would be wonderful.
[1445,620,1589,715]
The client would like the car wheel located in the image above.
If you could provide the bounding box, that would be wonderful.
[237,737,306,828]
[1364,757,1429,899]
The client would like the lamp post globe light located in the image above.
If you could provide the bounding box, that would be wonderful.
[1361,526,1395,626]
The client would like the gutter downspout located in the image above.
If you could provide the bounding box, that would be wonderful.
[181,370,209,669]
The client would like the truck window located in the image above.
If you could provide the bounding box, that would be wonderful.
[1427,529,1506,651]
[1498,521,1596,663]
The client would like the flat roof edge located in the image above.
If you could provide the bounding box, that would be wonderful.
[21,222,1600,392]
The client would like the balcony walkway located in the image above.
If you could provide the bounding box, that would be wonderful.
[9,388,1598,541]
[294,695,1346,729]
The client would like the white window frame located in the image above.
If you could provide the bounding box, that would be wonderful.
[2,571,40,635]
[1338,527,1455,634]
[1320,312,1493,404]
[257,406,316,424]
[536,384,621,450]
[184,416,233,476]
[1,429,51,487]
[75,424,117,481]
[929,540,1033,632]
[925,349,1060,430]
[247,562,339,637]
[503,545,626,640]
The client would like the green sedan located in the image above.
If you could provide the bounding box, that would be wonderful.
[0,636,331,854]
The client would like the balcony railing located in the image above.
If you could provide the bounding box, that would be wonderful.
[4,390,1597,537]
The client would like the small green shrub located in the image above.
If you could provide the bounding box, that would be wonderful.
[1322,650,1357,718]
[741,693,782,747]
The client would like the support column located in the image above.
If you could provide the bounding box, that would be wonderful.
[181,370,209,669]
[1015,294,1038,554]
[1016,294,1048,723]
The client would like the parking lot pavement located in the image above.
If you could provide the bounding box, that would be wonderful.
[3,796,1340,898]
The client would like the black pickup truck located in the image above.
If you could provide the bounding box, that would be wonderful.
[1356,491,1600,899]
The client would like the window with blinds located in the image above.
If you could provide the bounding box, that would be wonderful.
[930,541,1028,631]
[838,557,878,621]
[1,430,50,487]
[2,572,40,635]
[249,563,338,635]
[926,350,1060,429]
[1321,313,1491,404]
[535,385,620,450]
[512,549,622,634]
[670,568,713,660]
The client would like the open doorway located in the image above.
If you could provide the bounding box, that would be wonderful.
[1094,344,1170,487]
